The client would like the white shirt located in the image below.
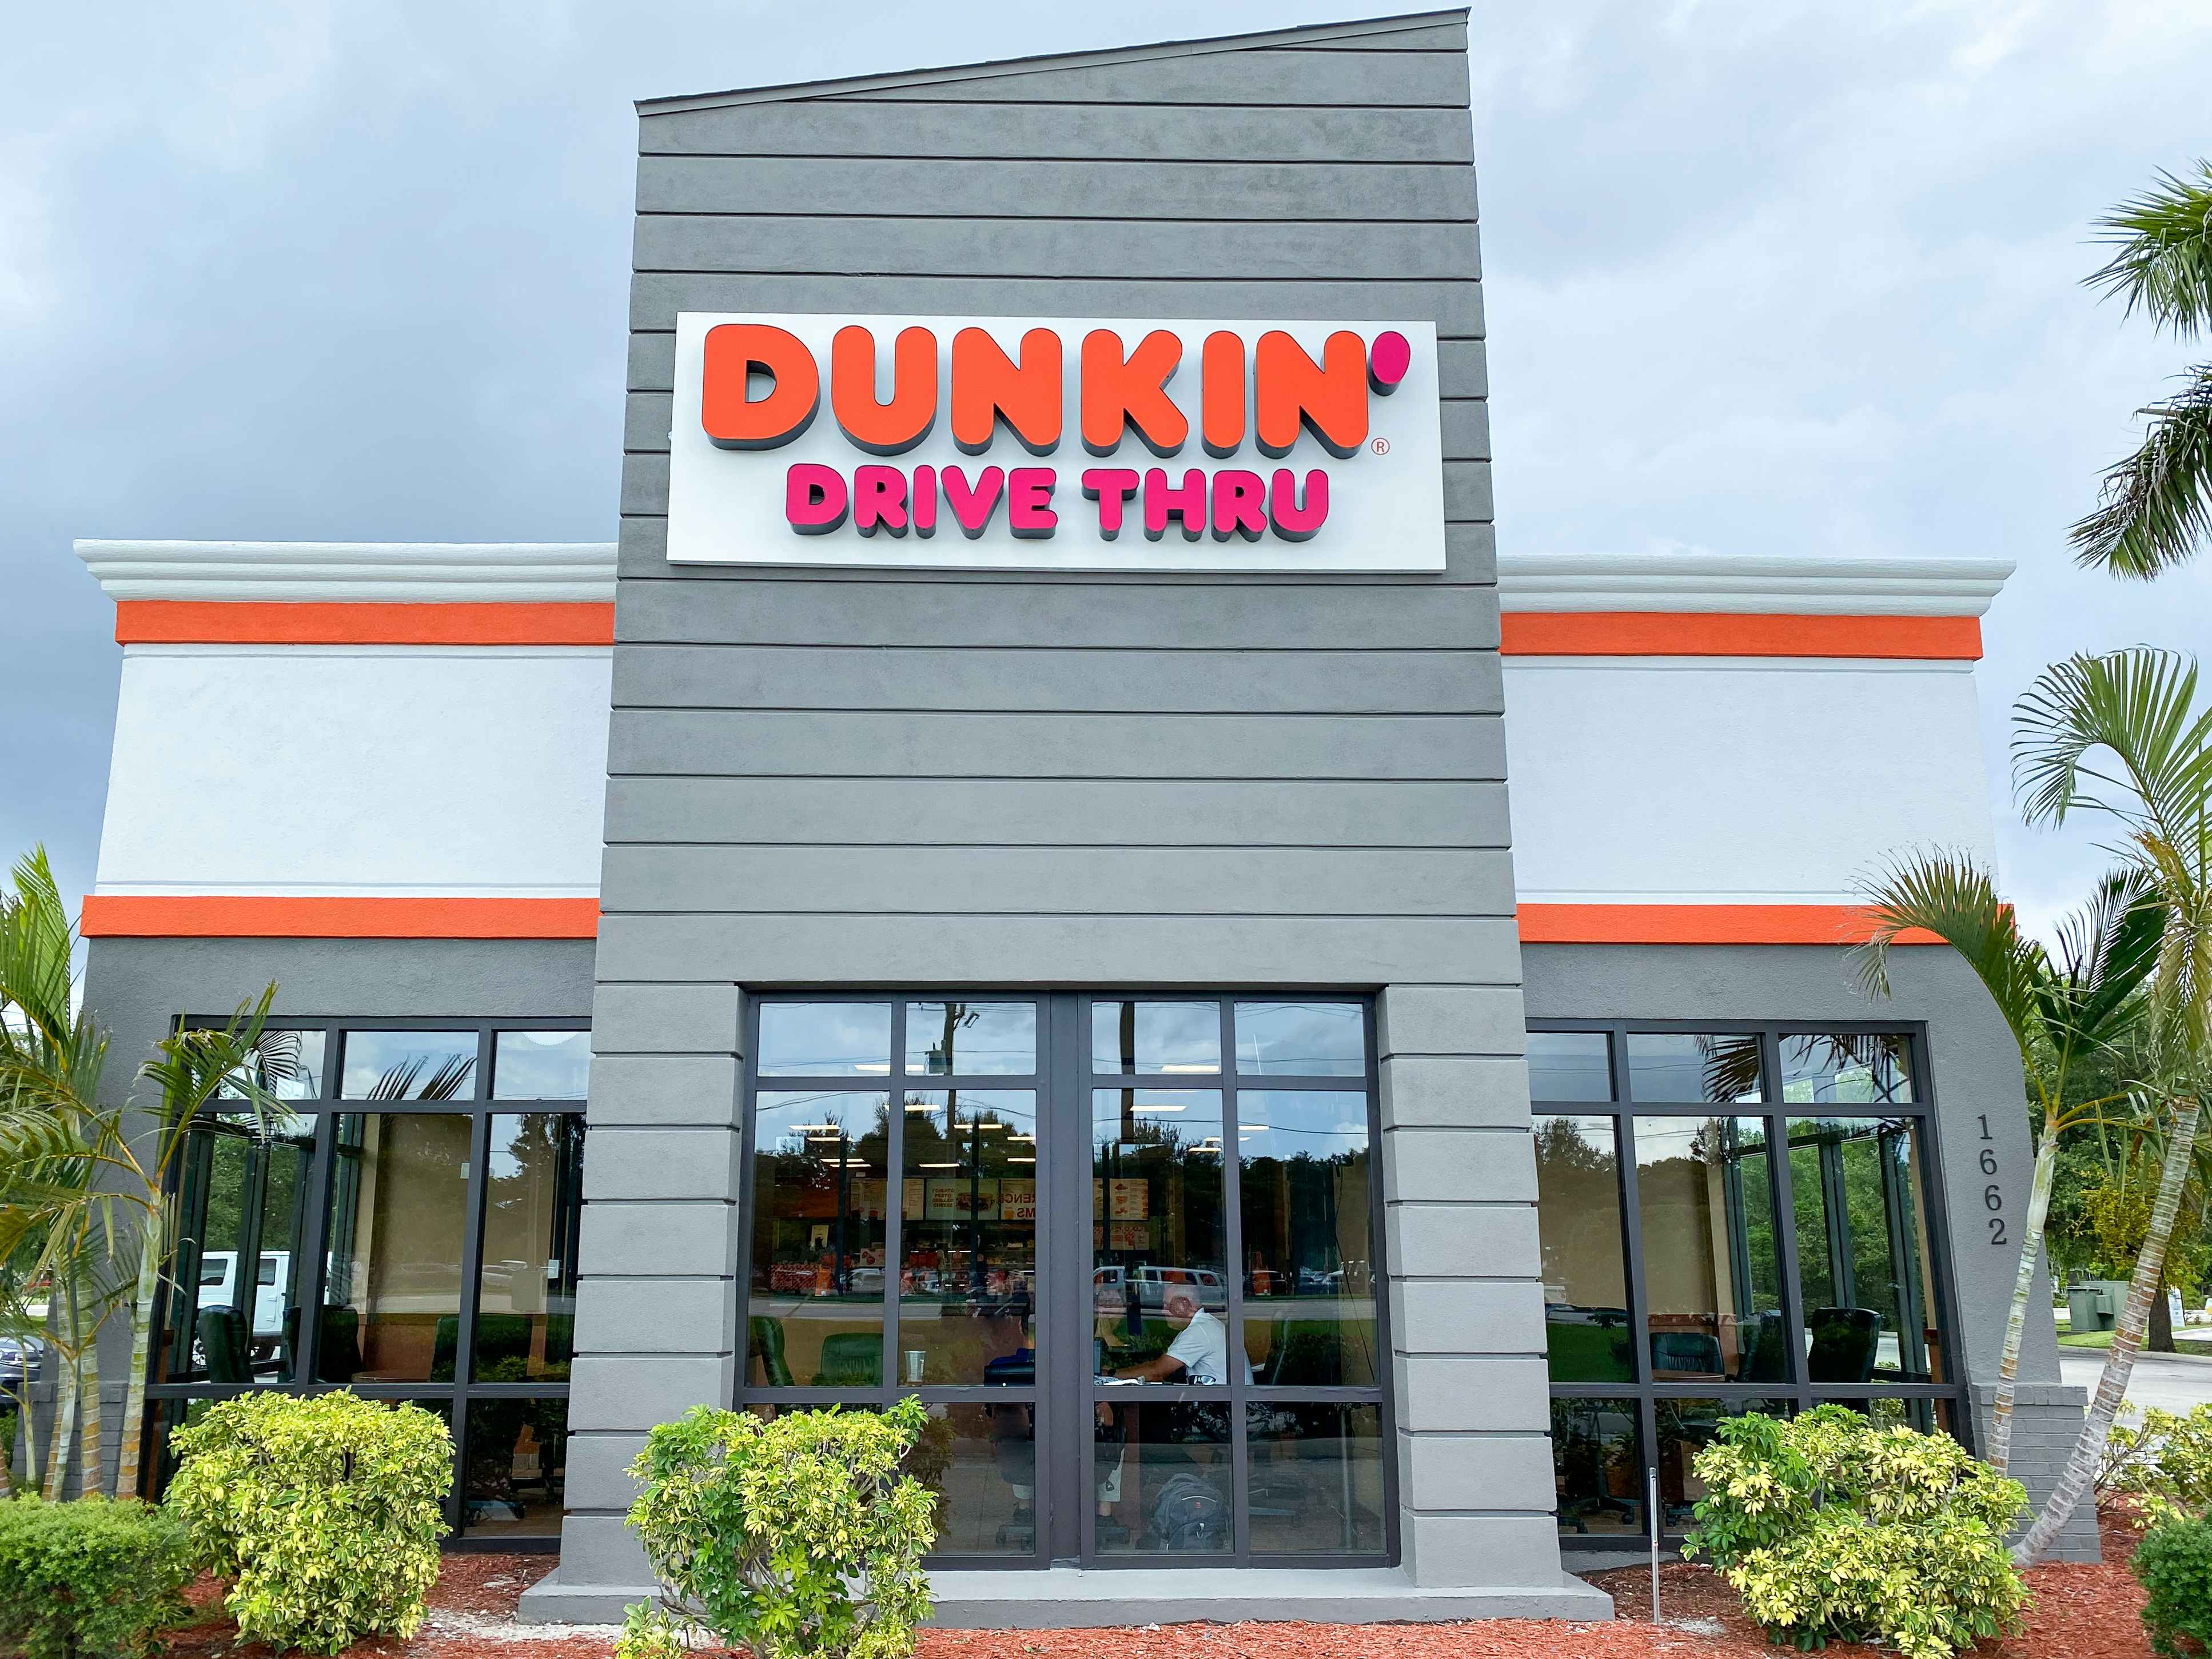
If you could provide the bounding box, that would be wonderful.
[1164,1308,1252,1385]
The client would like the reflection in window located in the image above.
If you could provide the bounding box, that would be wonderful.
[1092,1401,1231,1554]
[1528,1032,1612,1103]
[1535,1116,1632,1383]
[1789,1116,1940,1383]
[1625,1033,1763,1104]
[1238,1092,1377,1386]
[1634,1116,1787,1383]
[1233,1002,1365,1076]
[1654,1398,1790,1528]
[907,1399,1038,1556]
[475,1114,584,1382]
[1553,1397,1643,1537]
[1248,1402,1385,1554]
[322,1113,472,1383]
[463,1397,567,1537]
[898,1091,1039,1385]
[1779,1035,1915,1105]
[492,1031,591,1100]
[1092,1090,1228,1382]
[1091,1003,1221,1076]
[162,1111,317,1383]
[906,1003,1037,1076]
[746,1092,890,1387]
[340,1031,477,1100]
[218,1031,326,1101]
[758,1003,892,1077]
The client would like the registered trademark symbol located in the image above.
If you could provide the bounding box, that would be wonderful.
[1370,437,1390,456]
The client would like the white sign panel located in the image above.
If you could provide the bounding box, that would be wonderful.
[664,312,1446,572]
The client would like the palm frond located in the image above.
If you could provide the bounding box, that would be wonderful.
[2071,368,2212,579]
[1853,850,2046,1051]
[2048,866,2167,1054]
[2014,648,2212,869]
[2086,162,2212,337]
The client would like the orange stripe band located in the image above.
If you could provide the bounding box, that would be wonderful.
[1518,903,1941,946]
[114,601,616,647]
[79,896,601,939]
[1500,612,1982,660]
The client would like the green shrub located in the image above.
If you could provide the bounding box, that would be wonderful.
[625,1398,936,1659]
[2137,1513,2212,1657]
[165,1390,452,1655]
[1683,1405,2029,1659]
[2104,1403,2212,1528]
[0,1496,191,1659]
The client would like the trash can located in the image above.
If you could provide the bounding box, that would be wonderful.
[2068,1284,2118,1334]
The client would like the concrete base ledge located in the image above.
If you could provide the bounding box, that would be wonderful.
[518,1567,1615,1628]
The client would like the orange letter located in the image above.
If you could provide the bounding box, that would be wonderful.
[951,327,1062,457]
[1080,329,1187,458]
[1202,332,1246,458]
[1254,329,1368,459]
[831,325,938,455]
[702,324,820,450]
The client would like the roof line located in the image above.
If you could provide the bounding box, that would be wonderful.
[636,9,1468,115]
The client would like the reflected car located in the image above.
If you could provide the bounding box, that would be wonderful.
[0,1335,46,1389]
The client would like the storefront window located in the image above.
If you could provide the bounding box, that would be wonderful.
[150,1019,587,1548]
[1537,1023,1964,1548]
[1788,1116,1942,1383]
[1238,1091,1377,1387]
[747,1091,891,1387]
[1535,1115,1632,1383]
[740,994,1388,1568]
[898,1090,1038,1385]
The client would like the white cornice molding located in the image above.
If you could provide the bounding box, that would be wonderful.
[1497,553,2014,616]
[74,541,619,604]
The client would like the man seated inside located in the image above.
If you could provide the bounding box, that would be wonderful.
[1110,1286,1252,1385]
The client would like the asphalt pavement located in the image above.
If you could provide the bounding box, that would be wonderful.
[2060,1347,2212,1413]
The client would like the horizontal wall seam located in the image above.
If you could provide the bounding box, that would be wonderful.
[593,910,1521,919]
[633,210,1477,225]
[794,99,1473,111]
[638,150,1476,165]
[603,840,1506,852]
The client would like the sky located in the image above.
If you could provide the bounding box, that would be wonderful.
[3,0,2210,944]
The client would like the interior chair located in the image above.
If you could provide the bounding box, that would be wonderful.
[1261,1321,1345,1387]
[198,1307,252,1384]
[313,1306,362,1382]
[1738,1310,1789,1383]
[812,1330,883,1387]
[1649,1329,1725,1376]
[1806,1306,1882,1384]
[432,1313,535,1382]
[749,1317,794,1387]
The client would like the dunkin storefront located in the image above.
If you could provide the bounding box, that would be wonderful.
[71,9,2093,1626]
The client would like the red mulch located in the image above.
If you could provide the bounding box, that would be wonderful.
[154,1508,2158,1659]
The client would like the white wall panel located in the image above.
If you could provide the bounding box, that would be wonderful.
[1504,657,1996,905]
[94,645,611,897]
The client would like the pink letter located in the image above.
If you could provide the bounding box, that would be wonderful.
[910,464,937,538]
[1143,468,1207,543]
[1008,467,1058,539]
[1082,468,1140,540]
[942,465,1006,539]
[1211,469,1266,543]
[786,464,848,535]
[852,465,909,537]
[1269,469,1329,541]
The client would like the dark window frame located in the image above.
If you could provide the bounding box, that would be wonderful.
[739,991,1395,1572]
[1531,1018,1971,1550]
[145,1015,588,1554]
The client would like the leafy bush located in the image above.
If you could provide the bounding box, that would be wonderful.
[2137,1513,2212,1657]
[1683,1405,2028,1659]
[625,1398,936,1659]
[0,1496,191,1659]
[165,1390,452,1654]
[2104,1403,2212,1527]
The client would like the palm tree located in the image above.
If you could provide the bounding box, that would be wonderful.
[2008,648,2212,1562]
[0,846,278,1498]
[1856,857,2162,1473]
[2072,162,2212,577]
